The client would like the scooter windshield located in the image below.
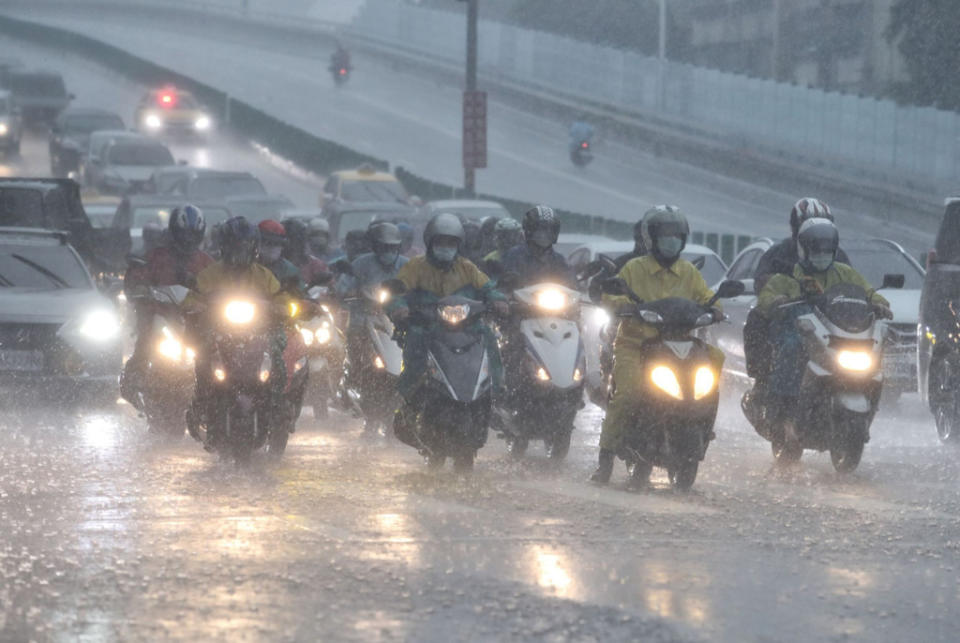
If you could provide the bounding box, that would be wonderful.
[641,297,709,335]
[818,284,874,333]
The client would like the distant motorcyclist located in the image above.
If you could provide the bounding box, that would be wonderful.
[483,217,523,266]
[387,213,508,441]
[396,221,415,257]
[183,216,289,448]
[569,118,594,153]
[461,217,485,264]
[141,222,166,257]
[752,218,891,448]
[121,204,213,409]
[308,217,344,264]
[331,41,351,72]
[258,219,306,295]
[344,229,372,262]
[282,217,331,289]
[478,216,499,258]
[501,205,575,288]
[592,206,722,484]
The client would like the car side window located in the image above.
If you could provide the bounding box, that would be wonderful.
[568,248,591,271]
[727,249,761,281]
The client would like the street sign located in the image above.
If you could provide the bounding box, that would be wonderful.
[463,90,487,169]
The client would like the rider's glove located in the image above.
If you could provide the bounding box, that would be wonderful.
[800,277,824,296]
[492,301,510,317]
[873,303,894,320]
[710,306,725,322]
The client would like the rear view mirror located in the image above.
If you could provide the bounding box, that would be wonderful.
[691,255,706,270]
[714,280,745,299]
[881,273,905,289]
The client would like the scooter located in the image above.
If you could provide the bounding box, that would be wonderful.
[743,283,884,473]
[495,282,585,460]
[298,287,345,419]
[128,284,195,435]
[570,139,593,167]
[600,277,744,490]
[187,294,304,464]
[390,282,495,472]
[342,284,402,432]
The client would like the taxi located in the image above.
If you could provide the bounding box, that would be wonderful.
[134,86,214,139]
[319,164,410,207]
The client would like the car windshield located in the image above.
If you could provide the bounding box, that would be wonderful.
[108,143,174,166]
[0,188,44,226]
[8,74,66,97]
[844,242,924,290]
[190,176,266,199]
[65,114,124,134]
[340,180,408,203]
[0,242,90,289]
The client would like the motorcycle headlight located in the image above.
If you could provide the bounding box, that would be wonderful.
[259,352,271,382]
[439,303,469,325]
[288,301,299,318]
[536,288,567,311]
[194,115,211,131]
[650,365,682,399]
[592,307,610,326]
[224,300,256,325]
[315,323,332,344]
[213,367,226,382]
[837,350,873,372]
[693,366,716,400]
[157,336,182,361]
[79,309,120,342]
[374,355,385,369]
[536,367,551,381]
[144,113,163,130]
[377,289,390,304]
[299,326,315,346]
[573,367,583,382]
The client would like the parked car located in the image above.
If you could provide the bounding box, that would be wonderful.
[320,164,410,207]
[134,87,214,138]
[423,199,510,221]
[49,108,125,176]
[112,195,233,254]
[81,131,175,195]
[712,237,923,398]
[6,69,72,124]
[0,178,129,275]
[148,166,266,200]
[0,89,22,155]
[0,228,122,404]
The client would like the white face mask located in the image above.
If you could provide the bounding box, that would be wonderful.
[262,246,282,263]
[656,235,683,259]
[809,252,834,271]
[432,244,458,263]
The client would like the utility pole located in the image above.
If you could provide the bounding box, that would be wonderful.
[771,0,781,80]
[461,0,485,196]
[657,0,667,112]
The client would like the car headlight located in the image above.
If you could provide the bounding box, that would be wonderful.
[316,323,332,344]
[224,300,256,325]
[0,123,8,136]
[837,350,873,372]
[536,288,568,311]
[439,303,469,325]
[144,113,163,130]
[693,366,716,400]
[299,326,314,346]
[194,115,211,131]
[650,365,682,399]
[79,309,120,342]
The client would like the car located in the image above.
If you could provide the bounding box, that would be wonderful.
[112,195,234,254]
[81,195,122,229]
[0,90,22,155]
[0,57,24,86]
[49,108,125,176]
[6,69,72,124]
[423,199,510,221]
[0,178,129,275]
[320,164,410,207]
[222,194,296,224]
[148,166,266,199]
[134,87,214,138]
[321,200,421,250]
[0,228,122,403]
[557,233,729,286]
[81,131,176,195]
[712,237,924,397]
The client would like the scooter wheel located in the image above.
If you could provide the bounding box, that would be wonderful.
[546,431,571,461]
[453,451,475,473]
[268,428,289,458]
[668,460,698,491]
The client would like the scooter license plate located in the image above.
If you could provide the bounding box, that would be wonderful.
[0,350,43,372]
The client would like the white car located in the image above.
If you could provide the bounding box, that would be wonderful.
[711,237,924,397]
[424,199,511,221]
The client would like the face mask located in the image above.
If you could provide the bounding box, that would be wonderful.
[529,229,554,249]
[377,250,400,267]
[311,235,329,253]
[809,252,834,271]
[656,236,683,259]
[432,245,458,263]
[262,246,282,263]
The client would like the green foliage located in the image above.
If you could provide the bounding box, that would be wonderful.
[887,0,960,109]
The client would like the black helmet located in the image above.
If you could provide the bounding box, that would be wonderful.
[797,217,839,273]
[281,217,311,264]
[168,204,205,254]
[640,205,689,267]
[789,198,833,239]
[522,205,560,249]
[632,218,647,254]
[220,216,260,269]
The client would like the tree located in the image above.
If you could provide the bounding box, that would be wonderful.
[887,0,960,109]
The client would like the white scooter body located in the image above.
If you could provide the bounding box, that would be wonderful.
[513,283,585,390]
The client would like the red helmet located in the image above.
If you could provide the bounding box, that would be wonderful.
[258,219,287,247]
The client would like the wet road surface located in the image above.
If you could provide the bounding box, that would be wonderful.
[1,389,959,642]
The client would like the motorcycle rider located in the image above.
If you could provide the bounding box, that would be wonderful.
[120,204,212,409]
[396,221,415,257]
[569,118,595,153]
[591,205,722,485]
[753,218,891,448]
[387,213,509,441]
[501,206,575,288]
[183,216,289,448]
[614,218,649,271]
[331,41,351,72]
[258,220,306,295]
[308,217,344,264]
[282,217,331,289]
[483,217,523,266]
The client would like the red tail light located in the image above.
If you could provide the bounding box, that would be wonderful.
[580,141,589,149]
[158,91,177,107]
[339,68,347,75]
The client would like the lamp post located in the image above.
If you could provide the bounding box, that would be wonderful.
[657,0,666,112]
